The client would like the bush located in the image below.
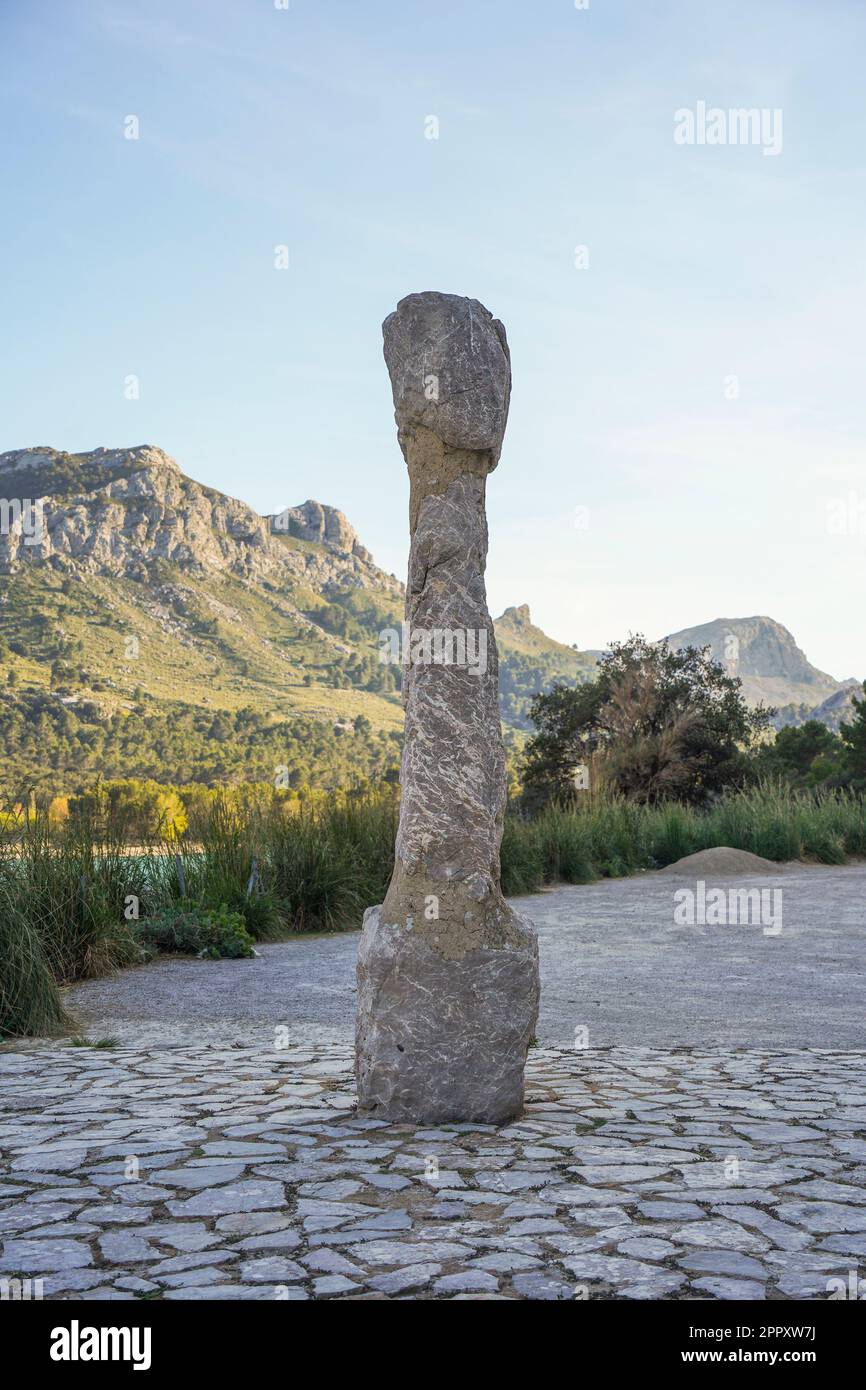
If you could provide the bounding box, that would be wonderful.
[166,793,284,940]
[135,903,256,959]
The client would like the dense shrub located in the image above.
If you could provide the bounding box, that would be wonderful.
[500,783,866,896]
[500,814,545,895]
[135,903,255,959]
[264,794,397,932]
[0,801,142,989]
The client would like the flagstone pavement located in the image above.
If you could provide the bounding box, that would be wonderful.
[3,1042,865,1301]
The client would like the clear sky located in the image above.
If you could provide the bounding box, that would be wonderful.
[2,0,864,678]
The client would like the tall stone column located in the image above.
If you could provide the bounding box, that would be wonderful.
[355,291,540,1125]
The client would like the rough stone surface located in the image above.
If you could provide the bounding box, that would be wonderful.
[356,909,538,1125]
[268,499,372,561]
[382,290,511,461]
[2,1042,864,1301]
[356,292,539,1124]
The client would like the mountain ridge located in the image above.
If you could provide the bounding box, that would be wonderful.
[662,615,847,716]
[0,445,857,792]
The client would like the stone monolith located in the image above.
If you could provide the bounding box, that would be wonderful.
[355,291,540,1125]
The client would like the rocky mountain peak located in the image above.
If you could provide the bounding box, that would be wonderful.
[267,500,372,562]
[499,603,532,627]
[0,445,398,598]
[665,616,835,685]
[0,444,180,486]
[664,615,843,714]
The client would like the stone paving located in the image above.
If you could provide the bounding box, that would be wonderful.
[2,1042,866,1300]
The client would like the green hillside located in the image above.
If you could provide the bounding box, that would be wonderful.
[495,604,597,726]
[0,446,590,796]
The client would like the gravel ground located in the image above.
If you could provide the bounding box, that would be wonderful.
[59,863,866,1050]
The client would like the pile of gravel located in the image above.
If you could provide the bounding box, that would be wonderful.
[657,846,790,877]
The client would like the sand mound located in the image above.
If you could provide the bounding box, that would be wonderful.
[657,846,788,877]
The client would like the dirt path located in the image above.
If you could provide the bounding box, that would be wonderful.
[60,863,866,1050]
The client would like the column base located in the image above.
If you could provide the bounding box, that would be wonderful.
[355,905,540,1126]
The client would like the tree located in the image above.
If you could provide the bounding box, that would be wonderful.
[50,659,70,691]
[840,682,866,782]
[48,795,70,825]
[757,720,843,786]
[520,681,605,804]
[522,635,773,807]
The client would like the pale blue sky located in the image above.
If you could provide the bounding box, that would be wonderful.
[2,0,864,677]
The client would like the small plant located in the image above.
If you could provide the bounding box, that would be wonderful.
[134,903,256,959]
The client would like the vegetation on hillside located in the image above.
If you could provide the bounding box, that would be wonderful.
[495,606,596,726]
[0,451,142,500]
[0,690,403,795]
[0,564,584,796]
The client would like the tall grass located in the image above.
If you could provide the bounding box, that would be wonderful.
[699,782,866,865]
[0,799,144,1037]
[503,782,866,895]
[171,793,283,940]
[265,794,397,931]
[0,901,70,1037]
[1,779,862,1037]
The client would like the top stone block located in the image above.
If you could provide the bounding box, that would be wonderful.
[382,291,512,461]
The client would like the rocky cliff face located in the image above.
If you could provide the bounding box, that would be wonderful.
[664,615,842,711]
[782,679,863,733]
[268,500,372,563]
[498,603,533,631]
[497,603,581,656]
[0,445,398,597]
